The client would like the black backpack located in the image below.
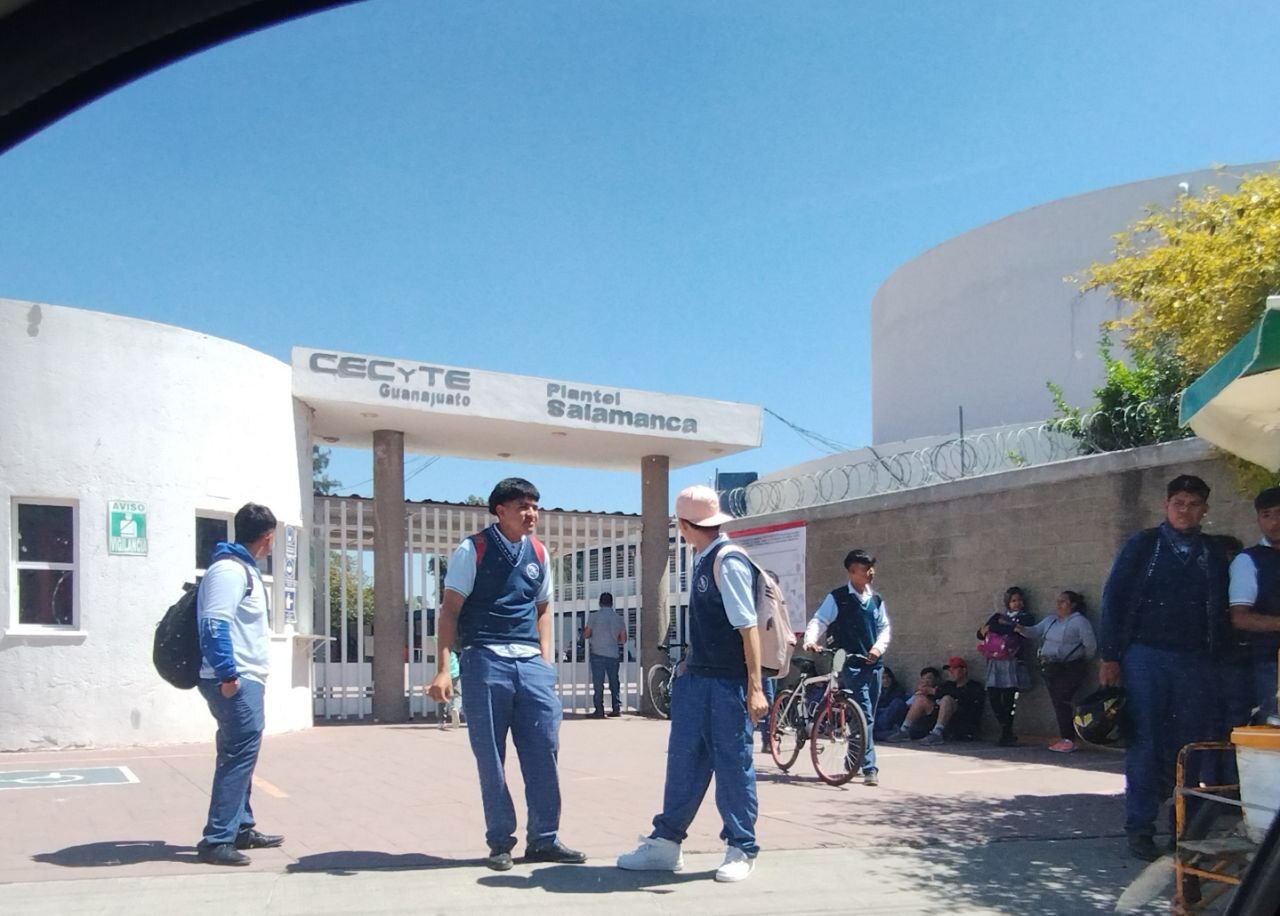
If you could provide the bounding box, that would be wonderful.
[154,560,252,689]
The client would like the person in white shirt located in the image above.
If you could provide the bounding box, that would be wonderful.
[802,549,891,786]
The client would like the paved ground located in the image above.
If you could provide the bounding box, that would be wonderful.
[0,715,1177,914]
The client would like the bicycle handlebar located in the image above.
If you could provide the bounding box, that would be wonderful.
[811,648,872,664]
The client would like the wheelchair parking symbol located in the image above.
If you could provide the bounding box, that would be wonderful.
[0,766,139,790]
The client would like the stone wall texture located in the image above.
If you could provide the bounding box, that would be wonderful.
[727,437,1259,740]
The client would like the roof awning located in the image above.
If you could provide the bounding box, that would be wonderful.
[292,347,763,471]
[1180,296,1280,471]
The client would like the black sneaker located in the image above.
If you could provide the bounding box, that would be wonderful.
[1127,833,1161,862]
[197,842,250,866]
[588,710,607,719]
[523,840,587,864]
[486,848,514,871]
[235,828,284,850]
[997,732,1018,747]
[607,710,622,718]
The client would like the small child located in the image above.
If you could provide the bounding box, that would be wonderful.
[440,647,463,729]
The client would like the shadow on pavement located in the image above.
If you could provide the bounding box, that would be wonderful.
[478,863,711,894]
[32,840,198,867]
[874,739,1126,772]
[287,851,482,875]
[834,792,1161,914]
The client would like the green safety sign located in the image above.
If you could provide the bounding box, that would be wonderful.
[108,500,148,556]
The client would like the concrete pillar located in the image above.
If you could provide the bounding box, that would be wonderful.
[640,454,670,716]
[372,429,408,723]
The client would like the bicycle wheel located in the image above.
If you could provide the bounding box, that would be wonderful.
[769,688,806,771]
[646,664,672,719]
[810,694,868,786]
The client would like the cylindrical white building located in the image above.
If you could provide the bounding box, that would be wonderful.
[0,299,314,750]
[871,162,1277,445]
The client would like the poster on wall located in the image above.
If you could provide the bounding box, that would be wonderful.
[730,520,806,633]
[283,524,298,625]
[107,500,147,556]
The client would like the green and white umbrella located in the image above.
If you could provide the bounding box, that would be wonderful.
[1180,295,1280,471]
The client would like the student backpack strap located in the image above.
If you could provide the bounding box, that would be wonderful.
[712,543,759,592]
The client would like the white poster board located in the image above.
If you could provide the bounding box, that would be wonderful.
[730,521,806,634]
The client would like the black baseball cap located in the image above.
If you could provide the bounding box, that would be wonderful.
[1167,474,1210,500]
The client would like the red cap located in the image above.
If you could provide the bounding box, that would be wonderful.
[945,656,968,669]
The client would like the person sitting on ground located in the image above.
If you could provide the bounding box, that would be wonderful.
[873,665,909,741]
[977,586,1035,747]
[895,656,984,746]
[883,666,942,742]
[1017,591,1097,753]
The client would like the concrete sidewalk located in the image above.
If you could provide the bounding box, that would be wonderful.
[0,716,1166,913]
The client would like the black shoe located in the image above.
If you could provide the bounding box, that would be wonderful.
[588,710,607,719]
[485,849,514,871]
[997,732,1018,747]
[1127,833,1161,862]
[235,828,284,850]
[607,710,622,718]
[523,840,587,864]
[197,842,251,866]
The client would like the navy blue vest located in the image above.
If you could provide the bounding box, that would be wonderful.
[1132,531,1210,651]
[457,526,547,650]
[1242,544,1280,652]
[685,540,751,679]
[829,587,884,667]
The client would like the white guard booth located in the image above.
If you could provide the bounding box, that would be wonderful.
[0,297,761,751]
[0,300,315,751]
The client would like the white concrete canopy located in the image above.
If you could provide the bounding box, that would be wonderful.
[292,347,763,470]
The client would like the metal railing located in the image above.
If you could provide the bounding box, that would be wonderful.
[723,398,1188,517]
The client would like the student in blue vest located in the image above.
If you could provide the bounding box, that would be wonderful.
[617,485,769,883]
[1227,486,1280,724]
[1099,473,1229,862]
[427,478,585,872]
[802,549,892,786]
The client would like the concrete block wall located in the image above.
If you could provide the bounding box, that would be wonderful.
[728,438,1260,740]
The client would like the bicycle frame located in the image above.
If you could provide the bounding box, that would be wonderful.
[770,669,840,744]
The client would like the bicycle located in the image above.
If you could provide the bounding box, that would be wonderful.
[645,641,687,719]
[767,649,870,786]
[809,665,870,786]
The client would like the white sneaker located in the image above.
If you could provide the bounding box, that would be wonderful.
[617,835,683,871]
[714,846,755,882]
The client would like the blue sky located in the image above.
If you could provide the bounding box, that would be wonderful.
[3,1,1279,512]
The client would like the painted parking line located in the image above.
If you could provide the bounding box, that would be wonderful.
[0,766,139,790]
[252,775,289,798]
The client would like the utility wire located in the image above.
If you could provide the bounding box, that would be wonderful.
[764,407,853,455]
[405,455,441,484]
[345,454,438,491]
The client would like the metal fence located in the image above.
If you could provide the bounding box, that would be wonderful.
[311,497,696,720]
[724,398,1188,517]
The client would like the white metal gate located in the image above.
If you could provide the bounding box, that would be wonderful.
[313,497,688,719]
